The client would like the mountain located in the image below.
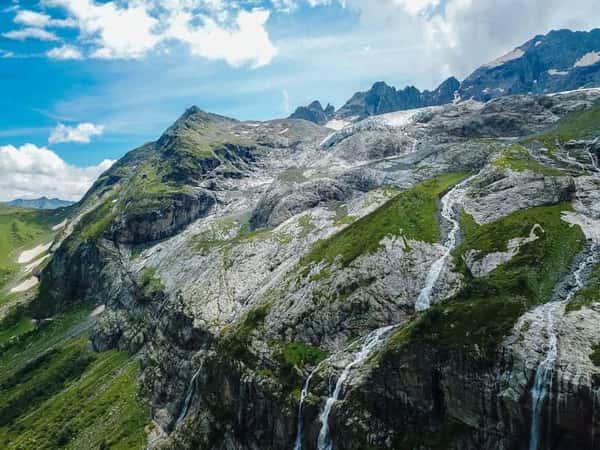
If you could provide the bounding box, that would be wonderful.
[5,197,75,209]
[335,76,460,119]
[290,29,600,125]
[289,100,335,125]
[2,32,600,450]
[460,28,600,101]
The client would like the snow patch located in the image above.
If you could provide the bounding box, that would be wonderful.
[574,52,600,68]
[24,254,50,273]
[17,242,52,264]
[548,69,569,76]
[325,119,350,131]
[379,109,418,128]
[10,276,39,293]
[485,48,525,68]
[91,304,106,317]
[52,219,67,231]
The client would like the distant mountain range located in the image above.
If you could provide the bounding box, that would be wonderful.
[291,28,600,124]
[5,197,75,209]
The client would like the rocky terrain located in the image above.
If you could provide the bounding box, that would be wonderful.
[296,29,600,126]
[1,45,600,450]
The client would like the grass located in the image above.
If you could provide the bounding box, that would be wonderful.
[0,348,149,450]
[140,268,165,297]
[0,307,36,346]
[0,204,69,292]
[566,260,600,313]
[526,101,600,154]
[333,205,355,226]
[493,144,563,176]
[0,303,149,450]
[397,203,585,358]
[299,173,469,272]
[274,341,327,369]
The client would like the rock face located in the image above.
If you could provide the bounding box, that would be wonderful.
[28,84,600,450]
[335,77,460,120]
[289,101,335,125]
[460,29,600,102]
[309,29,600,124]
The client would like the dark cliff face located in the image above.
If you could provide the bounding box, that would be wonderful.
[289,100,335,125]
[335,77,460,119]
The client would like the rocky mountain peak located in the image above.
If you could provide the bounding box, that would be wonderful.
[289,99,335,125]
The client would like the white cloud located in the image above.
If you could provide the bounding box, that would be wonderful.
[0,144,114,201]
[165,8,277,68]
[15,10,52,27]
[14,9,76,28]
[49,123,105,144]
[48,0,160,59]
[2,27,59,41]
[47,44,84,60]
[44,0,277,66]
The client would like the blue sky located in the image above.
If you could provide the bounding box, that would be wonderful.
[0,0,598,201]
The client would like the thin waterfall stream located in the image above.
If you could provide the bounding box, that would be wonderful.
[529,244,599,450]
[293,174,478,450]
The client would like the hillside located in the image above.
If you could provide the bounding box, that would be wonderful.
[0,84,599,449]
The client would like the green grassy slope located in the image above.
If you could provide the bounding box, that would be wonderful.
[0,305,149,450]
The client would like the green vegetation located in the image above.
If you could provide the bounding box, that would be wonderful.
[493,144,563,176]
[0,301,148,449]
[0,307,35,347]
[300,173,468,271]
[0,347,149,450]
[140,267,165,296]
[526,101,600,154]
[275,341,327,369]
[590,344,600,367]
[566,261,600,312]
[217,304,271,368]
[399,203,585,358]
[0,204,69,292]
[333,205,355,226]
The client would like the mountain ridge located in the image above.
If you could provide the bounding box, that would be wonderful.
[291,28,600,125]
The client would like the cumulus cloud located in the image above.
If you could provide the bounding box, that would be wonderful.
[42,0,277,66]
[0,144,114,201]
[165,8,277,68]
[49,123,105,144]
[14,9,75,28]
[2,27,59,41]
[47,44,84,60]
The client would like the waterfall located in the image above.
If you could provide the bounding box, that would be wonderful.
[175,367,202,427]
[296,174,479,450]
[529,245,599,450]
[293,362,326,450]
[414,174,476,311]
[315,326,394,450]
[529,304,559,450]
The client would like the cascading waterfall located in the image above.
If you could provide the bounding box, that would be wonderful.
[529,303,559,450]
[316,326,395,450]
[294,174,479,450]
[293,362,326,450]
[414,174,476,311]
[529,245,599,450]
[175,367,202,427]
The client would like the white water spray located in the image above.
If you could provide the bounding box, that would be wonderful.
[529,245,599,450]
[415,175,476,311]
[316,326,394,450]
[529,303,560,450]
[175,367,202,427]
[294,361,326,450]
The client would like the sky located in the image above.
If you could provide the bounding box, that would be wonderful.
[0,0,599,201]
